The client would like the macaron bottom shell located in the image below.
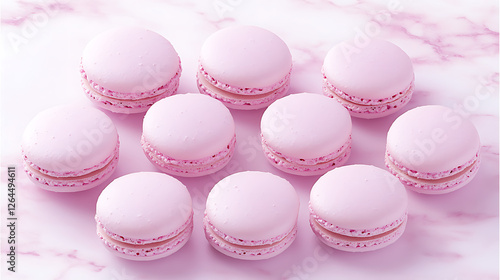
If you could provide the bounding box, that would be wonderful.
[81,74,181,114]
[385,152,481,194]
[309,215,407,252]
[97,220,193,261]
[322,80,414,119]
[197,72,290,110]
[203,215,297,260]
[141,135,236,177]
[261,136,352,176]
[22,149,119,192]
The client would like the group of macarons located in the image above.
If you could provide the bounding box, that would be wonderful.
[21,25,481,261]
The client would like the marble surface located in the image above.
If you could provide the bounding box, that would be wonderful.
[1,0,499,279]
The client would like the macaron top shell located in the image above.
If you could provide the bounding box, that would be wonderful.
[200,26,292,90]
[310,165,408,230]
[205,171,299,241]
[96,172,192,240]
[386,105,480,173]
[142,93,235,160]
[82,27,179,94]
[323,39,413,100]
[261,93,352,159]
[21,105,118,174]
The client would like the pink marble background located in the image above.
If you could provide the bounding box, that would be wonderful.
[1,0,498,279]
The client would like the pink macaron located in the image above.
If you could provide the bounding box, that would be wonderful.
[385,105,481,194]
[260,93,352,176]
[141,93,236,177]
[204,171,300,260]
[322,39,414,118]
[309,164,408,252]
[21,105,119,192]
[95,172,193,261]
[81,27,182,114]
[197,25,292,110]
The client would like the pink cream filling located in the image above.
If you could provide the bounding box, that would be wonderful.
[385,151,479,180]
[141,135,236,173]
[198,64,291,95]
[95,211,193,245]
[309,204,407,238]
[22,142,119,178]
[80,59,182,100]
[322,69,414,106]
